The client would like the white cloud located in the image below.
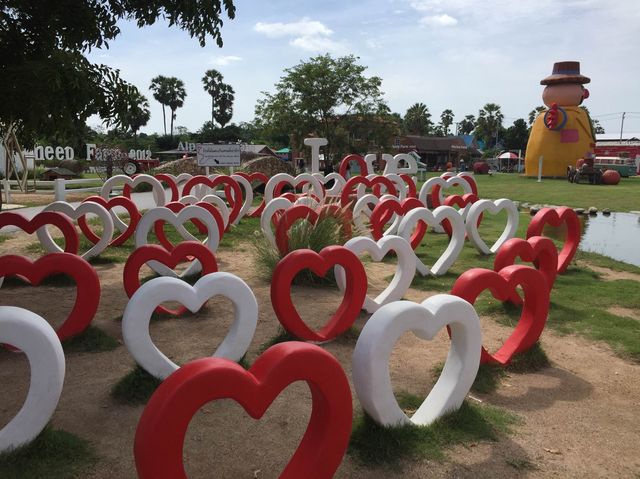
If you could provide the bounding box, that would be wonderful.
[289,36,345,53]
[419,13,458,26]
[254,18,332,38]
[209,55,242,66]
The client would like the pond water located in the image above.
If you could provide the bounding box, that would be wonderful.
[579,212,640,266]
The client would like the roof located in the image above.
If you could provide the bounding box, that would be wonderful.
[596,133,640,142]
[43,167,77,176]
[404,135,479,153]
[241,144,278,156]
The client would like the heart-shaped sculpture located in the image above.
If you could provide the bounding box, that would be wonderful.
[418,175,473,209]
[230,173,254,224]
[397,206,466,276]
[77,195,141,246]
[123,242,218,315]
[0,211,79,254]
[336,235,417,314]
[442,193,480,236]
[457,172,479,196]
[275,205,320,255]
[178,195,229,230]
[37,201,114,260]
[122,272,258,380]
[339,153,369,178]
[465,198,519,254]
[134,342,352,479]
[135,205,220,278]
[261,197,294,249]
[182,175,243,228]
[370,197,425,244]
[340,175,398,208]
[0,307,65,453]
[0,253,100,340]
[153,173,193,202]
[351,193,396,232]
[377,174,408,201]
[235,172,269,218]
[271,246,367,342]
[101,174,166,231]
[526,207,581,273]
[399,173,417,198]
[153,201,224,252]
[450,265,550,365]
[264,173,325,206]
[493,236,558,304]
[312,172,347,197]
[352,294,481,426]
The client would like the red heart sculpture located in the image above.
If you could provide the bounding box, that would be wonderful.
[450,265,549,365]
[275,205,320,255]
[77,195,141,247]
[317,203,352,237]
[153,202,224,252]
[430,173,478,208]
[370,197,426,246]
[339,153,369,178]
[235,172,269,218]
[0,253,100,341]
[340,175,398,208]
[153,173,180,202]
[526,207,581,274]
[442,193,480,236]
[271,246,367,341]
[123,242,218,315]
[399,174,417,198]
[134,342,353,479]
[182,175,243,227]
[493,236,558,304]
[0,211,79,254]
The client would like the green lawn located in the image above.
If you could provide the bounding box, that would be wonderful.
[419,172,640,212]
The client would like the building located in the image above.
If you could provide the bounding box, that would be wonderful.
[392,135,482,169]
[595,133,640,159]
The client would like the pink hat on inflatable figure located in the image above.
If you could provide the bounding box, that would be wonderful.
[524,61,596,177]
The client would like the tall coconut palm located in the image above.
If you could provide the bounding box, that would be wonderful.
[202,69,224,124]
[124,91,151,147]
[215,83,235,128]
[440,109,454,135]
[476,103,504,147]
[149,75,171,135]
[403,102,432,136]
[165,77,187,137]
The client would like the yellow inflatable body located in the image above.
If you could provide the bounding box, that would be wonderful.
[525,106,595,177]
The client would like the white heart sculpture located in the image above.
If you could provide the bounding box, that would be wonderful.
[264,173,325,205]
[122,273,258,380]
[352,294,481,427]
[397,206,465,276]
[230,174,254,224]
[418,175,473,208]
[101,174,166,232]
[352,193,398,233]
[380,173,408,201]
[354,174,404,201]
[312,172,346,197]
[465,198,519,255]
[335,235,417,313]
[134,205,220,277]
[36,201,114,260]
[0,306,65,452]
[260,197,294,249]
[179,195,230,229]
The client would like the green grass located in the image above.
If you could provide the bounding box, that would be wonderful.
[0,235,8,244]
[259,326,297,352]
[62,326,119,354]
[0,426,97,479]
[409,210,640,362]
[111,365,162,405]
[349,395,520,467]
[419,173,640,212]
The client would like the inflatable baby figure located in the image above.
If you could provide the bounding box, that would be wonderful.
[525,61,595,177]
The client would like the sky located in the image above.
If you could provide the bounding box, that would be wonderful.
[86,0,640,137]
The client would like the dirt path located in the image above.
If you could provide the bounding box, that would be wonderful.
[1,239,639,478]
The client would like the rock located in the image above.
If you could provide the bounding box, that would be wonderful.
[521,202,530,209]
[574,208,585,214]
[589,206,598,215]
[602,208,611,215]
[530,206,540,216]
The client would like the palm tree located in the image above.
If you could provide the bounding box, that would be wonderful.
[124,91,151,147]
[458,114,476,135]
[165,77,187,137]
[440,109,454,135]
[476,103,504,146]
[528,106,546,125]
[403,102,432,135]
[149,76,171,135]
[215,83,235,128]
[202,69,224,124]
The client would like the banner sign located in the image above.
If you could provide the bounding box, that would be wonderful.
[196,144,241,167]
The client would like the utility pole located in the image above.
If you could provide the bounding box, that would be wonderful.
[620,112,626,140]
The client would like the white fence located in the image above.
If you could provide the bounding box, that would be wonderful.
[2,178,102,203]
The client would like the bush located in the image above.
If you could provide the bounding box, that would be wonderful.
[473,161,490,174]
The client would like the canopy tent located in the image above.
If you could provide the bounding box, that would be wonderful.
[275,147,291,153]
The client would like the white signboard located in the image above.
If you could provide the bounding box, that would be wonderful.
[196,144,241,167]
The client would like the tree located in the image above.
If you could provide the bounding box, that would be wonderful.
[403,103,432,136]
[439,109,454,136]
[503,118,529,151]
[475,103,504,147]
[528,106,546,126]
[580,106,605,135]
[255,54,387,158]
[150,76,172,135]
[165,77,187,137]
[1,1,235,147]
[121,90,151,147]
[458,115,476,135]
[214,83,235,128]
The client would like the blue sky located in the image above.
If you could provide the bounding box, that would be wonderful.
[87,0,640,136]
